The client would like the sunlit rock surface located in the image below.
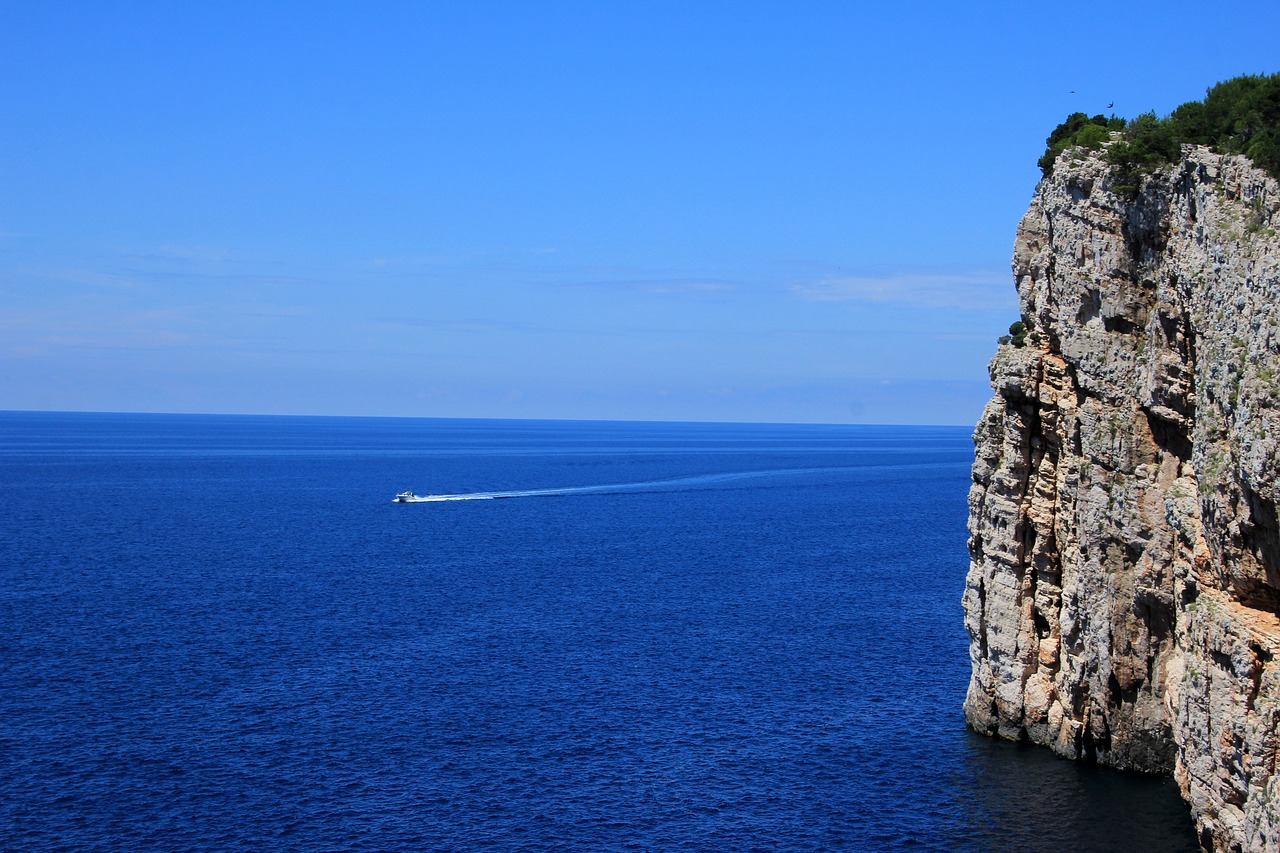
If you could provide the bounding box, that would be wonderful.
[963,144,1280,852]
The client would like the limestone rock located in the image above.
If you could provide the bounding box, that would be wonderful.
[963,145,1280,852]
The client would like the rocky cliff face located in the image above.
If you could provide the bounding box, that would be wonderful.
[963,145,1280,851]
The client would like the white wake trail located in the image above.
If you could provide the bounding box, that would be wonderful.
[394,467,860,503]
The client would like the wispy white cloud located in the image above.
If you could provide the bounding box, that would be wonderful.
[369,315,671,336]
[120,245,233,264]
[38,330,196,349]
[370,317,551,334]
[369,246,559,269]
[35,268,144,290]
[559,277,741,295]
[793,271,1014,311]
[28,265,340,292]
[615,279,737,294]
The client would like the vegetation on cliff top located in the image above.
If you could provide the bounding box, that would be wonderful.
[1039,73,1280,183]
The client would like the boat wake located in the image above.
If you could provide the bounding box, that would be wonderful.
[394,468,855,503]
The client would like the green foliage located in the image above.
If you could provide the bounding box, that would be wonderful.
[1006,319,1032,347]
[1037,112,1120,175]
[1038,72,1280,182]
[1075,122,1111,150]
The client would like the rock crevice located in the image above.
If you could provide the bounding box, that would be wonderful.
[963,146,1280,851]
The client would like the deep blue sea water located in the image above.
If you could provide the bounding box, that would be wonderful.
[1,412,1197,851]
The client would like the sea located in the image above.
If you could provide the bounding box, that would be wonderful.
[0,411,1198,851]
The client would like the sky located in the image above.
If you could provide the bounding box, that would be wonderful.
[3,1,1278,425]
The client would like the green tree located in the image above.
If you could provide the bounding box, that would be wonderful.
[1038,73,1280,182]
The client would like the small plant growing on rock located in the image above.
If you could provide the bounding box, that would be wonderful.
[1245,196,1269,234]
[1009,320,1033,347]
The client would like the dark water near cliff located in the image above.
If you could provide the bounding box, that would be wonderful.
[1,412,1197,851]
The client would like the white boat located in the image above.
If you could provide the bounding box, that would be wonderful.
[394,490,417,502]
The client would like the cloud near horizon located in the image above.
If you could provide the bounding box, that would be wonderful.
[793,272,1015,311]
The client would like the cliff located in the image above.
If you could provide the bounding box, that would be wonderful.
[963,144,1280,851]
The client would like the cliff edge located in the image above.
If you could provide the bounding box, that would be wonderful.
[962,144,1280,851]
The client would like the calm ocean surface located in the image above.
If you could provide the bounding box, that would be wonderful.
[1,412,1196,851]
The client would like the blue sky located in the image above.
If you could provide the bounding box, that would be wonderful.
[3,1,1278,424]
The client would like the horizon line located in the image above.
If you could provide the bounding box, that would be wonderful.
[0,407,976,430]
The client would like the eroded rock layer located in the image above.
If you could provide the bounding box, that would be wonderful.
[963,146,1280,851]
